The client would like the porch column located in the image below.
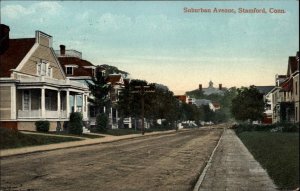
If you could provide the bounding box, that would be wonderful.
[82,94,87,119]
[66,90,70,117]
[41,88,45,118]
[57,90,61,118]
[74,94,77,112]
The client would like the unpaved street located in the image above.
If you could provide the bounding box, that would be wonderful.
[1,128,223,191]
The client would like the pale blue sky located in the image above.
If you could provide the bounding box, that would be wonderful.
[1,1,299,94]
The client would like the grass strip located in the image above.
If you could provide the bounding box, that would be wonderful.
[237,131,299,190]
[1,128,81,150]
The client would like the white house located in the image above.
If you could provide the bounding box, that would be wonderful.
[0,24,89,131]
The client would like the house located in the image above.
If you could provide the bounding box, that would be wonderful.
[55,45,100,129]
[106,74,126,129]
[291,52,299,123]
[0,24,89,131]
[271,52,299,124]
[254,86,275,124]
[198,81,226,95]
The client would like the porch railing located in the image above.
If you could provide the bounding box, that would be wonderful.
[17,75,87,89]
[18,109,41,118]
[18,110,68,119]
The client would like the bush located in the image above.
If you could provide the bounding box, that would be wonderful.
[96,113,108,132]
[35,120,50,132]
[68,112,83,135]
[233,122,299,134]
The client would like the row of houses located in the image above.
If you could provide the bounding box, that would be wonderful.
[263,52,299,124]
[0,24,128,131]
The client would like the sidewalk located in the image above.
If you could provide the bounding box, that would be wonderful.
[0,129,179,158]
[194,129,278,191]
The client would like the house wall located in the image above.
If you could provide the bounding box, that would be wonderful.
[18,121,58,131]
[19,45,64,80]
[0,86,11,120]
[294,74,299,122]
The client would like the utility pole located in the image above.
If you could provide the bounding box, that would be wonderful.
[131,85,155,135]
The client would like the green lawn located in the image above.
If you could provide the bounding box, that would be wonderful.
[28,131,104,139]
[237,131,299,190]
[0,128,81,150]
[98,128,172,136]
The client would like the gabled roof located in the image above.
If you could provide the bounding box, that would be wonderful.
[106,74,123,85]
[58,57,95,77]
[0,38,35,77]
[287,56,297,76]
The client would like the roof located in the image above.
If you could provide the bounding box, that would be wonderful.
[0,38,35,77]
[280,78,293,92]
[175,95,187,103]
[212,102,220,108]
[288,56,298,75]
[106,74,122,85]
[254,86,275,95]
[58,57,95,77]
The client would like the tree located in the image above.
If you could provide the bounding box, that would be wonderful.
[86,67,111,114]
[231,86,264,122]
[86,67,111,132]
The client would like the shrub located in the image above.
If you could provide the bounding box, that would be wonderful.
[35,120,50,132]
[96,113,108,132]
[68,112,83,135]
[233,122,299,134]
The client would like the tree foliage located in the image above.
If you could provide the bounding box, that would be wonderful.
[86,67,111,114]
[231,86,265,122]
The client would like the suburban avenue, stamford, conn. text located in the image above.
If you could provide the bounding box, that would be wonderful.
[183,7,286,14]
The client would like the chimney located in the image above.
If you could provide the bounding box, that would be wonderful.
[0,24,10,55]
[60,45,65,56]
[219,84,222,90]
[199,84,202,91]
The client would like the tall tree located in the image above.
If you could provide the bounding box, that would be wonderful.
[86,67,111,115]
[231,86,264,122]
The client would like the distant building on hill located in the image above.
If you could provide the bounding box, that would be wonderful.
[198,81,226,95]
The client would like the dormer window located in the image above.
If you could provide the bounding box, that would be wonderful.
[65,65,78,75]
[66,67,73,75]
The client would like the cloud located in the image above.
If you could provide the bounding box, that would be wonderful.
[1,4,32,19]
[1,2,62,20]
[32,2,62,15]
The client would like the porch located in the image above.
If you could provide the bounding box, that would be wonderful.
[17,88,88,120]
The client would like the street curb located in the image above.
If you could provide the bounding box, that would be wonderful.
[0,129,188,158]
[193,127,225,191]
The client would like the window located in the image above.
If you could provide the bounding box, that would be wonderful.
[37,64,41,75]
[47,67,52,77]
[92,68,95,77]
[37,61,51,77]
[66,67,73,75]
[23,90,30,111]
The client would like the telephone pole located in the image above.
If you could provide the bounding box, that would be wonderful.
[131,85,155,135]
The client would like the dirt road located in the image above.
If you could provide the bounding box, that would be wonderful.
[1,128,223,191]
